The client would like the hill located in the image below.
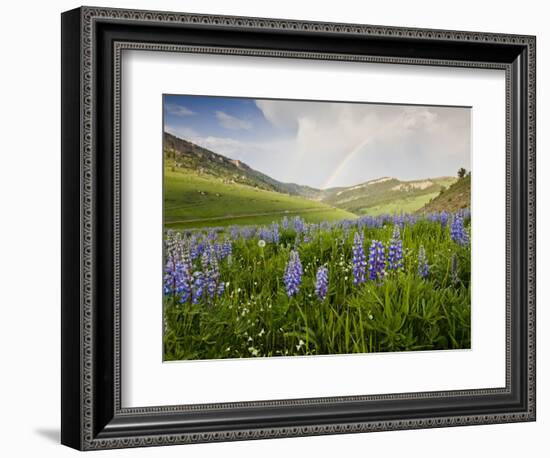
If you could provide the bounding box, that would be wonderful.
[164,132,319,199]
[164,131,460,218]
[321,176,456,215]
[418,175,471,213]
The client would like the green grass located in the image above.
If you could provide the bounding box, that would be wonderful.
[163,217,471,360]
[164,168,356,229]
[359,192,440,216]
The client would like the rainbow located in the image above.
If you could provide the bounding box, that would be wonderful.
[321,137,370,189]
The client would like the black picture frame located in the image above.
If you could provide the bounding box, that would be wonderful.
[61,6,536,450]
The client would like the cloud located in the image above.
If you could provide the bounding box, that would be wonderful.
[164,125,199,140]
[165,99,470,189]
[215,111,253,130]
[165,104,195,117]
[187,135,250,158]
[254,100,471,188]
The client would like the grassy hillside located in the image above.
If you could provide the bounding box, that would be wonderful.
[164,132,462,220]
[322,176,456,215]
[164,169,356,229]
[164,132,320,199]
[360,193,440,216]
[419,175,471,213]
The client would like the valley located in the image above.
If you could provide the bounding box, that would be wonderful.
[163,132,469,227]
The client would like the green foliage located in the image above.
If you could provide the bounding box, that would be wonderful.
[163,218,471,360]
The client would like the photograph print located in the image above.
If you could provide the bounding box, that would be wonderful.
[162,94,471,361]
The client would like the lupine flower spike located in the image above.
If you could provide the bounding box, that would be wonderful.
[163,244,193,304]
[352,232,366,284]
[315,266,329,301]
[418,245,429,279]
[387,225,403,271]
[450,213,469,246]
[284,250,303,297]
[368,240,386,281]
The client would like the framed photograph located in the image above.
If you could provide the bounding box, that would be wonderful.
[61,6,536,450]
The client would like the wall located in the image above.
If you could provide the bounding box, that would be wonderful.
[0,0,545,456]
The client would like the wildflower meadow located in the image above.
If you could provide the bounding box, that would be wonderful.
[163,210,471,361]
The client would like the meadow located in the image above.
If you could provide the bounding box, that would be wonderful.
[163,210,471,361]
[164,169,356,229]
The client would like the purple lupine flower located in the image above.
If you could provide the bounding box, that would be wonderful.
[230,226,240,240]
[271,222,280,244]
[217,282,225,296]
[451,253,459,285]
[341,220,353,232]
[293,216,305,234]
[203,246,221,298]
[427,213,439,223]
[214,241,223,259]
[368,240,386,281]
[221,238,232,259]
[315,266,329,301]
[393,214,405,229]
[440,211,449,227]
[417,245,429,279]
[240,227,255,240]
[163,246,193,303]
[387,225,403,271]
[197,245,225,302]
[214,238,232,260]
[258,226,270,243]
[189,236,205,260]
[191,271,204,304]
[352,232,366,285]
[163,264,174,296]
[283,250,303,297]
[450,213,469,246]
[282,216,289,230]
[175,256,193,304]
[163,260,186,297]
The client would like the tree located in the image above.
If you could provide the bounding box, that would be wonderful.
[457,167,467,179]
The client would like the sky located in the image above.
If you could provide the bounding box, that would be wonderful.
[164,94,471,189]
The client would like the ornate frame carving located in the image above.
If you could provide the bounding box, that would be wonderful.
[61,6,536,450]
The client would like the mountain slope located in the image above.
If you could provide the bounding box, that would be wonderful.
[321,176,456,214]
[418,175,471,213]
[164,132,320,198]
[164,131,459,217]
